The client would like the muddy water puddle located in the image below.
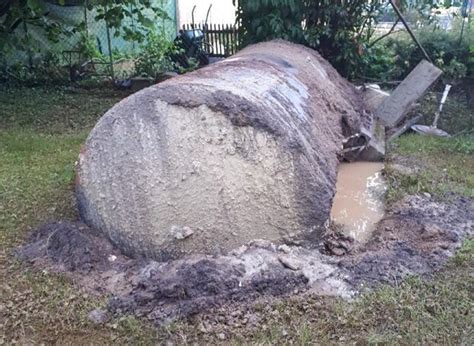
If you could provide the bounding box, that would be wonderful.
[331,162,386,243]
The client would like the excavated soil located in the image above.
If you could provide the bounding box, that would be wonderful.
[343,193,473,288]
[16,185,473,325]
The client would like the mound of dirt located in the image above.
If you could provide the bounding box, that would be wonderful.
[16,222,118,272]
[15,222,350,323]
[343,194,473,288]
[15,190,472,325]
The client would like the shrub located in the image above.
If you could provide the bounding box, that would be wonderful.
[364,18,473,82]
[134,30,178,79]
[234,0,383,79]
[467,21,474,77]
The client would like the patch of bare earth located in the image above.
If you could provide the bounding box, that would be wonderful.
[15,153,473,330]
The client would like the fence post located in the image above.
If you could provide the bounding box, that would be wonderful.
[104,5,115,81]
[84,0,89,38]
[217,24,222,56]
[182,22,238,58]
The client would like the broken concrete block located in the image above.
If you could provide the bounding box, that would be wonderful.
[359,120,386,162]
[363,84,390,113]
[376,60,442,127]
[341,118,385,162]
[76,40,366,260]
[278,255,300,271]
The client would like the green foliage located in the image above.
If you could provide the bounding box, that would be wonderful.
[234,0,384,78]
[92,0,171,43]
[0,0,72,56]
[234,0,472,81]
[361,43,399,82]
[235,0,305,45]
[0,52,68,85]
[468,21,474,76]
[0,1,74,84]
[134,29,177,79]
[364,16,473,82]
[1,0,174,84]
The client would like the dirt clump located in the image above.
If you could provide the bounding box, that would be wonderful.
[15,222,119,272]
[324,233,355,256]
[15,190,472,325]
[342,194,473,288]
[15,225,348,324]
[109,257,311,322]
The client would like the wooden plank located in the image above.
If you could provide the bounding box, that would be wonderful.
[181,22,238,57]
[205,25,211,55]
[232,26,237,54]
[375,60,442,128]
[210,24,216,56]
[217,24,222,56]
[214,24,219,56]
[223,24,229,56]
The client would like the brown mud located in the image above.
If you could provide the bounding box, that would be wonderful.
[343,193,472,288]
[15,183,472,326]
[330,162,386,243]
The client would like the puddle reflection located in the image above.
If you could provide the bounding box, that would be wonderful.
[330,162,386,242]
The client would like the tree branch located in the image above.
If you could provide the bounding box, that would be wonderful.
[368,18,400,48]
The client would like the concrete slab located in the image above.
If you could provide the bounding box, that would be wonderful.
[341,118,385,162]
[363,84,390,113]
[375,60,442,127]
[359,120,386,162]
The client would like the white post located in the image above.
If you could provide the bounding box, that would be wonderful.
[175,0,181,32]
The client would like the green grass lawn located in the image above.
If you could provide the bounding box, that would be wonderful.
[0,87,473,344]
[385,134,474,204]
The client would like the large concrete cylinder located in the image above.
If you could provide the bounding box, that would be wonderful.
[76,40,364,260]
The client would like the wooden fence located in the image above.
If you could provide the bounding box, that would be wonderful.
[182,23,238,58]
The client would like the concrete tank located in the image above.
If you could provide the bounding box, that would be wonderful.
[76,40,364,260]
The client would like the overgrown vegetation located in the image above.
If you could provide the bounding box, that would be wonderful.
[234,0,473,81]
[0,0,177,85]
[1,87,472,343]
[134,29,179,79]
[364,20,474,82]
[235,0,385,78]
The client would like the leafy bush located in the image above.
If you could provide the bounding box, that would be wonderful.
[364,19,473,82]
[234,0,472,83]
[234,0,383,78]
[1,0,173,84]
[92,0,171,43]
[134,30,178,79]
[0,51,69,86]
[467,21,474,77]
